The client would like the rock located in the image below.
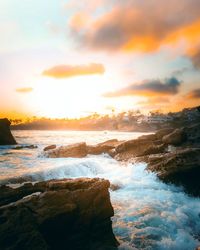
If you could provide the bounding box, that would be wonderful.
[138,144,166,157]
[0,118,17,145]
[138,133,157,141]
[0,178,118,250]
[14,145,38,150]
[45,142,87,158]
[114,139,154,161]
[162,128,187,146]
[155,128,174,139]
[147,148,200,196]
[87,139,122,155]
[43,145,56,151]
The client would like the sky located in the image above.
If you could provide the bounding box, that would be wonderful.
[0,0,200,119]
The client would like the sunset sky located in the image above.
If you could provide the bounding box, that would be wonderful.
[0,0,200,119]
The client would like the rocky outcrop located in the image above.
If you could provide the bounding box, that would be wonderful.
[45,142,87,158]
[0,178,118,250]
[0,118,17,145]
[147,148,200,196]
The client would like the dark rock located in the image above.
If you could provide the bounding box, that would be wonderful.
[162,128,187,146]
[0,118,17,145]
[183,123,200,145]
[14,145,38,150]
[43,145,56,152]
[45,142,87,158]
[0,178,118,250]
[147,148,200,196]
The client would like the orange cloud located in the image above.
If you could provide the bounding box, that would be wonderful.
[70,0,200,53]
[42,63,105,78]
[16,87,33,93]
[186,88,200,99]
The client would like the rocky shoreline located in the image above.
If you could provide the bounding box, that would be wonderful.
[44,123,200,197]
[1,118,200,249]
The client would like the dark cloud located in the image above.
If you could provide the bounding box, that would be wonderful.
[16,87,33,93]
[187,88,200,99]
[104,77,181,97]
[42,63,105,78]
[70,0,200,51]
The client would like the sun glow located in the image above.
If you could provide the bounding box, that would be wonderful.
[30,76,110,118]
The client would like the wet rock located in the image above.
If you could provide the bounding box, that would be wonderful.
[147,148,200,196]
[45,142,87,158]
[43,145,56,151]
[0,118,17,145]
[0,178,118,250]
[162,128,187,146]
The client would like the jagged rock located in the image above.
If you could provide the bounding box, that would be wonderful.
[0,178,118,250]
[45,142,87,158]
[147,148,200,196]
[0,118,17,145]
[162,128,187,146]
[43,145,56,151]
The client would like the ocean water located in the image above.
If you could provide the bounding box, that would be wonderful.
[0,130,200,250]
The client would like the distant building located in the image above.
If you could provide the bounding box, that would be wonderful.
[137,115,173,124]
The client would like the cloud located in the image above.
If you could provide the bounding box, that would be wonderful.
[186,88,200,99]
[188,48,200,69]
[104,77,181,97]
[42,63,105,78]
[70,0,200,52]
[16,87,33,93]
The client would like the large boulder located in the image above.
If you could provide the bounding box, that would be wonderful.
[147,148,200,196]
[0,118,17,145]
[0,178,118,250]
[45,142,87,158]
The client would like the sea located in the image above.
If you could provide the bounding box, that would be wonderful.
[0,130,200,250]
